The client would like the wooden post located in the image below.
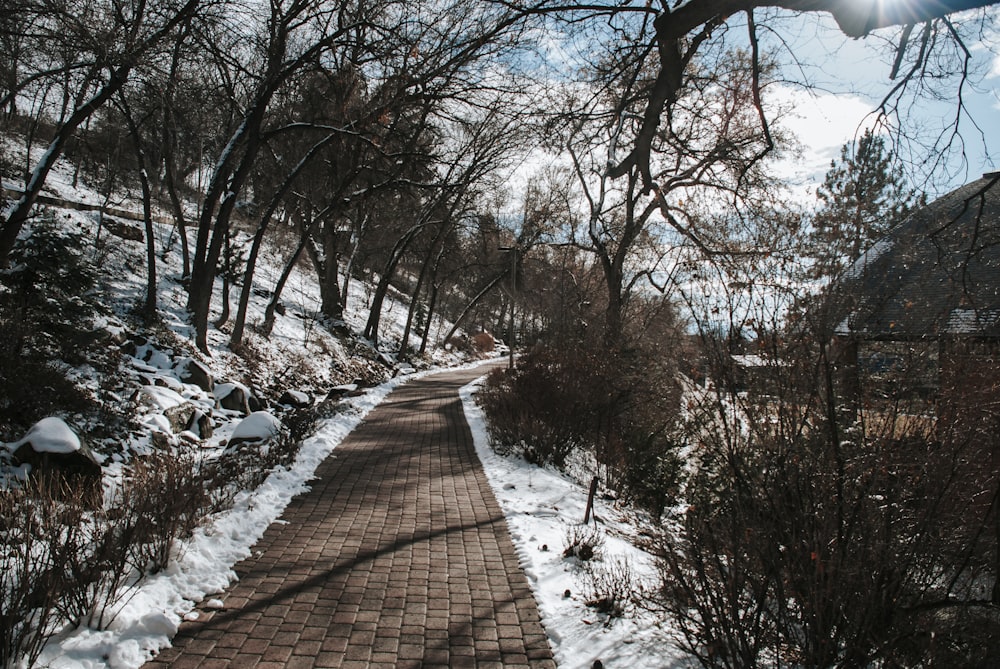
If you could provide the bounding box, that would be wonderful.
[583,476,599,524]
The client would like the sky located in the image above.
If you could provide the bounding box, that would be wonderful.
[763,8,999,199]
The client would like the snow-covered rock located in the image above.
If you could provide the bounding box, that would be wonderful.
[278,389,312,408]
[135,385,187,412]
[175,357,213,393]
[227,411,282,447]
[11,416,81,454]
[9,417,102,499]
[215,381,252,415]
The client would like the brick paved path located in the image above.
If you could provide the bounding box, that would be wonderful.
[145,366,555,669]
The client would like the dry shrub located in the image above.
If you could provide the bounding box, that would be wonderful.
[656,352,1000,668]
[584,556,638,624]
[121,450,210,574]
[0,450,223,668]
[477,347,628,468]
[563,524,605,562]
[478,345,683,515]
[0,482,70,668]
[206,408,314,510]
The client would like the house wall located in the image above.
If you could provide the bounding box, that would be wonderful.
[938,339,1000,452]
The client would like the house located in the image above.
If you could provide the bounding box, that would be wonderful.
[828,171,1000,442]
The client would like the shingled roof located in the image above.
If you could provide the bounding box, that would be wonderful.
[832,172,1000,341]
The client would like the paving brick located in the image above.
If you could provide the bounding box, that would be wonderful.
[139,366,553,668]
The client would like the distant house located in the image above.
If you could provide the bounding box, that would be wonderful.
[827,172,1000,442]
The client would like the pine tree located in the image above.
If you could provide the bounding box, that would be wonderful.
[810,129,922,277]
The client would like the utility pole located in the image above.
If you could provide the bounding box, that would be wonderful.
[499,246,517,369]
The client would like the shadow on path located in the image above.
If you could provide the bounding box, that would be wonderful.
[144,365,554,669]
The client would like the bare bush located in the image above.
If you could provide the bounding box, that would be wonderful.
[563,524,605,562]
[478,345,683,514]
[205,409,313,510]
[0,449,230,667]
[122,450,210,575]
[584,556,639,624]
[654,340,1000,668]
[0,483,66,668]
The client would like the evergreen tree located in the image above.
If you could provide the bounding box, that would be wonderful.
[810,129,922,277]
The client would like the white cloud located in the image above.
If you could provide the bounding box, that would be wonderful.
[768,86,881,197]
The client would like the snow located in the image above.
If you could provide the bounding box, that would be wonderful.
[37,376,412,668]
[281,389,311,405]
[227,411,281,443]
[841,237,893,281]
[135,385,188,412]
[6,138,688,668]
[11,416,82,454]
[213,381,249,403]
[30,368,690,668]
[945,307,1000,334]
[460,379,690,669]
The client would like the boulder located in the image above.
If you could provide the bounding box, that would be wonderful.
[164,403,197,433]
[227,411,282,448]
[10,417,102,502]
[150,430,174,450]
[189,409,214,439]
[175,357,214,393]
[248,394,267,413]
[278,389,312,408]
[135,384,186,412]
[327,383,362,399]
[215,382,251,415]
[103,217,144,242]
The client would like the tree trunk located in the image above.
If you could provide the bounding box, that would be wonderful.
[161,18,192,278]
[339,213,368,315]
[441,269,509,345]
[319,217,343,319]
[363,223,427,345]
[0,66,131,266]
[188,112,266,352]
[121,98,158,323]
[419,282,439,354]
[215,230,231,327]
[262,223,310,337]
[230,134,338,348]
[400,222,451,357]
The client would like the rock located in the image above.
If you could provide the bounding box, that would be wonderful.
[248,393,267,412]
[215,382,251,415]
[278,390,312,408]
[120,336,141,358]
[227,411,282,448]
[327,383,361,399]
[103,217,144,242]
[164,403,196,433]
[188,409,214,439]
[175,357,213,393]
[10,417,102,503]
[177,430,201,444]
[135,385,186,412]
[161,402,213,439]
[150,430,173,450]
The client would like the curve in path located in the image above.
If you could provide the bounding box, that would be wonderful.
[145,365,555,669]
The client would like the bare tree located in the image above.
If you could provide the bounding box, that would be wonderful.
[0,0,205,267]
